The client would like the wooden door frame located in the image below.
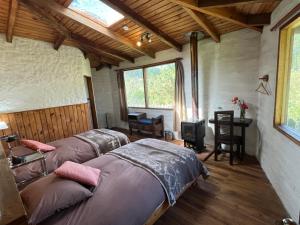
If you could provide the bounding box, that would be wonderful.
[84,76,99,129]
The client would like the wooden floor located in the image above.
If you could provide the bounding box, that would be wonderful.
[156,157,287,225]
[116,129,287,225]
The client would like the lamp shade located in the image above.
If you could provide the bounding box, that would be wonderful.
[0,122,8,130]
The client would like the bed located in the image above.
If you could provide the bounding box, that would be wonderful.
[20,139,208,225]
[13,129,129,184]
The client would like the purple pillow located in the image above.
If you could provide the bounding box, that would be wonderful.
[21,174,93,225]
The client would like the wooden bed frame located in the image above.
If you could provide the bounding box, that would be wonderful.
[144,179,198,225]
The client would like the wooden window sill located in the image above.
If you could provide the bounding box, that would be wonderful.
[274,124,300,146]
[128,107,174,111]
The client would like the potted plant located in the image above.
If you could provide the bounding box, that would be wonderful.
[232,97,249,120]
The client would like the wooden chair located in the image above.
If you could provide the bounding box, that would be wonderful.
[214,111,242,165]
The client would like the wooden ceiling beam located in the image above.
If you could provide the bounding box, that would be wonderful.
[96,63,112,71]
[63,0,73,7]
[96,64,105,71]
[75,39,121,66]
[167,0,262,32]
[19,0,134,63]
[80,49,88,59]
[53,34,65,50]
[247,13,271,26]
[19,0,71,37]
[183,7,220,42]
[26,0,155,58]
[84,49,119,67]
[82,49,120,67]
[87,52,116,68]
[71,34,135,63]
[201,7,262,32]
[79,44,120,66]
[21,1,117,65]
[6,0,18,42]
[197,0,281,8]
[101,0,182,52]
[94,56,119,67]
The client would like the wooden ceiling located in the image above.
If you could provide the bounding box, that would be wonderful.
[0,0,281,68]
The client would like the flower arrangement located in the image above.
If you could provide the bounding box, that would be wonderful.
[232,97,249,120]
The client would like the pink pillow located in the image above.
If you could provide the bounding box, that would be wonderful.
[55,161,101,187]
[21,139,56,152]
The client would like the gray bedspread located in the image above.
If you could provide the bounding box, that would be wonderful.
[75,129,130,156]
[108,138,209,206]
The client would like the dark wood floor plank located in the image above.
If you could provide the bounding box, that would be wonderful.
[113,127,287,225]
[158,158,286,225]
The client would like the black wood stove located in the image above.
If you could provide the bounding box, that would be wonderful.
[181,120,206,152]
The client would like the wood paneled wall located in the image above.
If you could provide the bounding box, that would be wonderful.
[0,103,92,148]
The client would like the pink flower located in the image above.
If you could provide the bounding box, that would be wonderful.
[231,97,249,111]
[232,97,238,104]
[241,103,249,110]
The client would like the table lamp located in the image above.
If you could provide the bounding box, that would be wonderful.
[0,121,8,131]
[0,122,14,164]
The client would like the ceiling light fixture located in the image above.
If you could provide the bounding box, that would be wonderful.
[122,25,129,31]
[136,32,152,47]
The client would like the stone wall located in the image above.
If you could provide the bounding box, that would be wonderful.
[0,35,91,113]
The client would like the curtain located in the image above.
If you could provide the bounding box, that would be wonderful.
[174,60,187,132]
[117,70,128,122]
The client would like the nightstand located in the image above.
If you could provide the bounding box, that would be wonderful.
[10,151,48,186]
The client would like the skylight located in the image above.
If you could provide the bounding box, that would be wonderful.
[69,0,124,27]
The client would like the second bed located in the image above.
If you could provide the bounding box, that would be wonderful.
[13,129,129,184]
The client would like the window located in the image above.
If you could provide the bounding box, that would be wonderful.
[274,16,300,143]
[124,69,145,108]
[124,63,176,109]
[69,0,124,27]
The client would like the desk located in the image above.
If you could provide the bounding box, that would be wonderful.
[209,118,253,159]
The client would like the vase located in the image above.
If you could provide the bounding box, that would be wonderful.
[240,109,246,120]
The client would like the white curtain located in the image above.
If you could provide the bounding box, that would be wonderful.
[174,60,187,133]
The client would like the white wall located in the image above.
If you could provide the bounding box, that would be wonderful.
[257,0,300,221]
[200,29,260,155]
[92,67,116,128]
[0,35,91,113]
[95,29,260,154]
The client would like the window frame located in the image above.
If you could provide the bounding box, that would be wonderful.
[274,14,300,145]
[123,60,177,110]
[69,0,124,27]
